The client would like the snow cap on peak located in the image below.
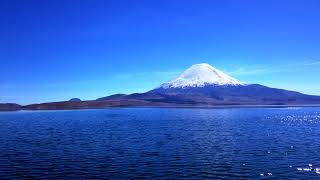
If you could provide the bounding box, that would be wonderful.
[161,63,243,88]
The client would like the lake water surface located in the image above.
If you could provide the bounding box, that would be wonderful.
[0,107,320,179]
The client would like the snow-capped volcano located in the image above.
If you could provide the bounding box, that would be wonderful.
[19,63,320,110]
[161,63,243,88]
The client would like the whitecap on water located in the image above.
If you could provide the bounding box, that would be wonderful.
[260,172,272,176]
[297,166,320,175]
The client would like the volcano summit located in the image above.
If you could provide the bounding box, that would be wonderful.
[161,63,242,88]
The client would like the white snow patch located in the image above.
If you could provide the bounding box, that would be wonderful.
[161,63,243,88]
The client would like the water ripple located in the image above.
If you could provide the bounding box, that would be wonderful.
[0,107,320,179]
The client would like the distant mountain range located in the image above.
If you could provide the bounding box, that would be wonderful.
[2,63,320,111]
[0,103,21,111]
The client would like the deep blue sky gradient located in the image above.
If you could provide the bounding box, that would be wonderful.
[1,0,320,104]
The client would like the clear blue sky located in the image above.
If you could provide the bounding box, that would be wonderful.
[1,0,320,104]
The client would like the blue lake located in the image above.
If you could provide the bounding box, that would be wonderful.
[0,107,320,179]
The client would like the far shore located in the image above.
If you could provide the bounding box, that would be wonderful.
[1,104,320,112]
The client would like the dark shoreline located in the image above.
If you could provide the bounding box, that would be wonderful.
[1,104,320,112]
